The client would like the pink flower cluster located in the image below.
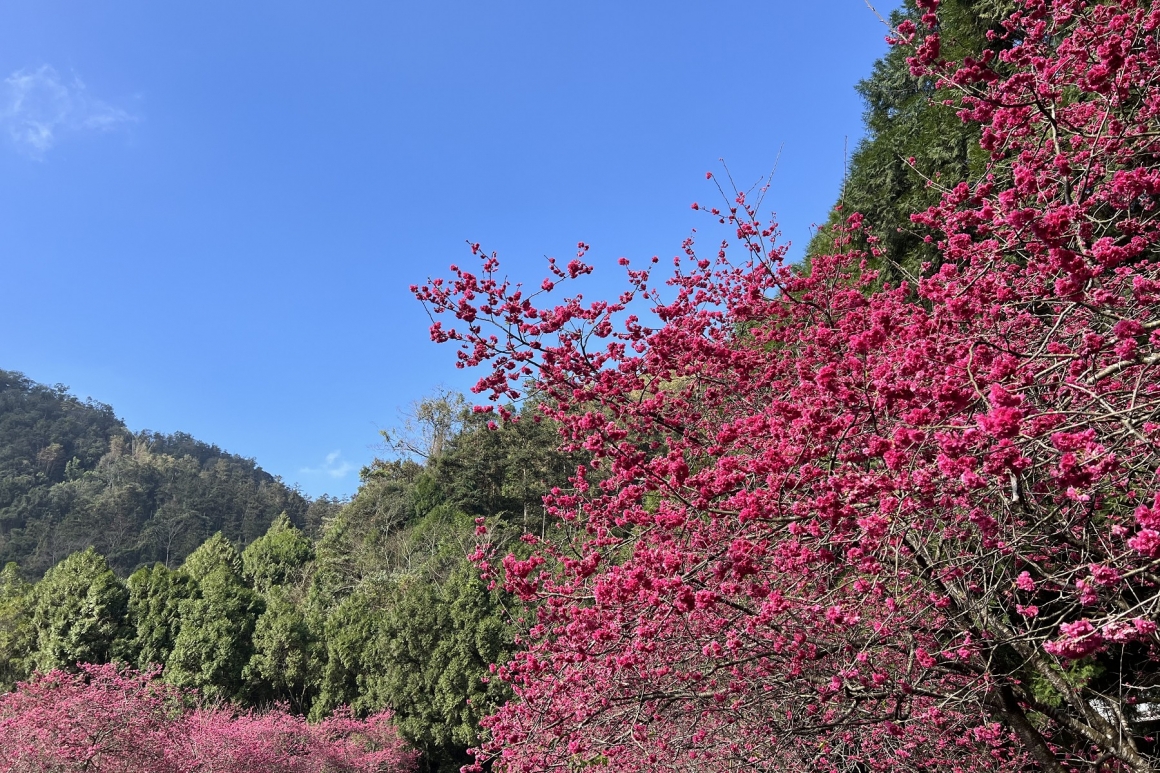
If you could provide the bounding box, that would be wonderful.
[0,664,416,773]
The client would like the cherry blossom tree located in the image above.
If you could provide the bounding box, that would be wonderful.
[0,664,182,773]
[415,1,1160,770]
[185,704,417,773]
[0,664,416,773]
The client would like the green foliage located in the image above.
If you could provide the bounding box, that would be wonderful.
[245,584,322,713]
[179,532,245,582]
[310,560,512,773]
[313,579,389,719]
[0,562,34,691]
[166,535,263,701]
[126,563,195,669]
[1028,660,1105,711]
[242,513,314,593]
[440,403,569,528]
[302,494,345,537]
[31,548,131,672]
[0,369,312,578]
[9,390,571,771]
[301,398,572,770]
[396,563,511,751]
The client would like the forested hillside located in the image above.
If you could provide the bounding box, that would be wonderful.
[0,369,338,577]
[0,390,578,773]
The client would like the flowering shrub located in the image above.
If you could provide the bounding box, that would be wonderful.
[0,664,416,773]
[416,1,1160,771]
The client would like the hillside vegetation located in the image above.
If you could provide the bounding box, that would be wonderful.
[0,369,338,577]
[0,385,576,773]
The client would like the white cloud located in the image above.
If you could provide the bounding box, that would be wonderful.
[300,450,356,479]
[1,65,135,155]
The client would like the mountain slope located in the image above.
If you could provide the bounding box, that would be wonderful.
[0,369,324,577]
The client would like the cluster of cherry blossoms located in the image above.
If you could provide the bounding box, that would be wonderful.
[416,1,1160,771]
[0,664,415,773]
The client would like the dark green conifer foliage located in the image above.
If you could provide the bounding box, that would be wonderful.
[242,512,314,593]
[179,531,245,582]
[244,584,321,713]
[310,563,511,773]
[372,564,510,773]
[126,563,195,669]
[312,580,387,720]
[166,534,263,701]
[30,547,131,671]
[237,515,321,712]
[806,0,1015,284]
[302,400,569,771]
[386,563,511,770]
[0,562,34,691]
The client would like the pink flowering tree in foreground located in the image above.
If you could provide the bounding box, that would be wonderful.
[415,1,1160,770]
[0,664,416,773]
[0,665,184,773]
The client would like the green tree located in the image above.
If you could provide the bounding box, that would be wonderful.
[179,531,244,582]
[364,562,513,773]
[312,577,390,719]
[309,460,423,602]
[241,512,314,593]
[30,548,131,672]
[806,0,1015,284]
[166,534,263,701]
[126,563,195,669]
[435,405,577,537]
[0,562,34,691]
[244,585,321,713]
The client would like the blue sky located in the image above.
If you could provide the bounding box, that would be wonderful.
[0,1,899,498]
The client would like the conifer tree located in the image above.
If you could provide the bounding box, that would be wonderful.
[126,562,195,669]
[0,562,34,691]
[313,580,387,720]
[807,0,1014,282]
[30,547,130,672]
[241,512,314,593]
[367,563,512,773]
[166,533,263,701]
[244,584,321,714]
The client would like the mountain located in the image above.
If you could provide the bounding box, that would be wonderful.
[0,369,333,577]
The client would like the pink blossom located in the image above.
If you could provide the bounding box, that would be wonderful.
[1129,528,1160,558]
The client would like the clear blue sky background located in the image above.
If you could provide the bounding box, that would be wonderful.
[0,0,900,498]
